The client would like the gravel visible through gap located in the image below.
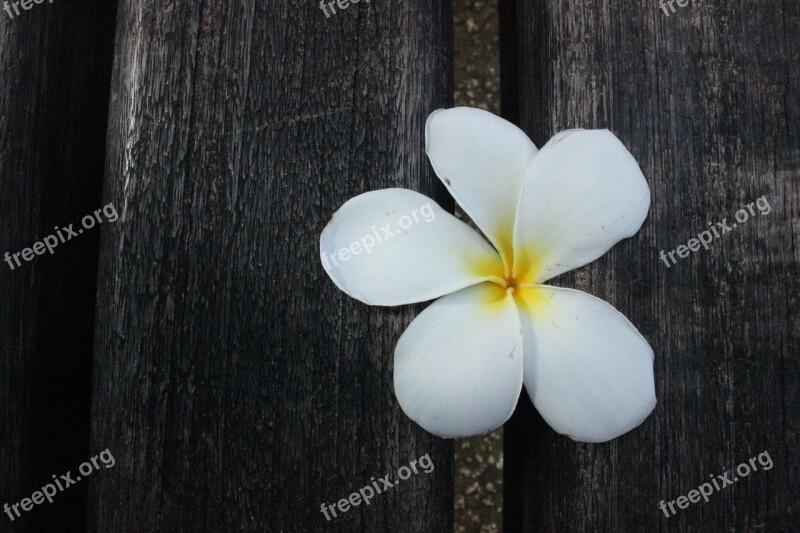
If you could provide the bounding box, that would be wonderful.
[453,1,503,532]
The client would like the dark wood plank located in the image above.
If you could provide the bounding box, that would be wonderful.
[0,2,116,530]
[89,1,454,530]
[501,0,799,530]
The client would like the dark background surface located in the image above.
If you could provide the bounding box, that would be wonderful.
[89,0,454,531]
[0,1,117,530]
[502,0,799,530]
[2,0,456,531]
[0,0,797,531]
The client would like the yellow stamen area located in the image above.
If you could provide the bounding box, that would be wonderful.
[492,234,514,278]
[466,251,506,282]
[464,241,552,318]
[514,284,551,318]
[511,243,549,286]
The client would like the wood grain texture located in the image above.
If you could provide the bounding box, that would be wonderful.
[89,0,454,530]
[501,0,799,530]
[0,2,116,530]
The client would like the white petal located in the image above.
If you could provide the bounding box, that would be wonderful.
[320,189,503,306]
[518,286,656,443]
[426,107,538,262]
[513,130,650,283]
[394,283,523,438]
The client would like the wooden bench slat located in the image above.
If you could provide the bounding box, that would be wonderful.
[89,2,455,530]
[502,0,800,529]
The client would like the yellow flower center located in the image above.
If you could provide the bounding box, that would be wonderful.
[503,276,518,295]
[468,243,551,318]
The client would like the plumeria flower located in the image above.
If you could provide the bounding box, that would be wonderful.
[319,107,656,442]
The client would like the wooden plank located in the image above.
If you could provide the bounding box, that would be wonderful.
[0,2,116,530]
[88,1,454,530]
[501,0,799,530]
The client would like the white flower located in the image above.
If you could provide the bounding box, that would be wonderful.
[320,107,656,442]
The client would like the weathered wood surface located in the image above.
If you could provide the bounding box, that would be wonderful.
[89,1,454,530]
[0,2,116,530]
[502,0,799,530]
